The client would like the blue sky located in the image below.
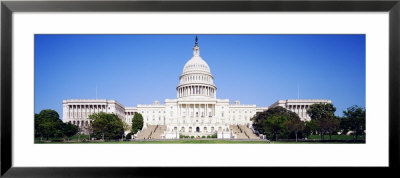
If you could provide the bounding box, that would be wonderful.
[35,34,365,118]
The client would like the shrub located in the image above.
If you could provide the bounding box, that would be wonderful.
[211,134,217,138]
[202,136,206,138]
[126,133,133,139]
[207,135,211,138]
[191,136,194,139]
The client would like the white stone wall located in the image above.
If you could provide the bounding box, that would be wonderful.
[137,101,166,128]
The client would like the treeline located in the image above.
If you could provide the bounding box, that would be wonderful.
[35,109,78,141]
[35,109,144,142]
[252,103,366,142]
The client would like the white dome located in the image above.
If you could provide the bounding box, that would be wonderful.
[182,55,211,75]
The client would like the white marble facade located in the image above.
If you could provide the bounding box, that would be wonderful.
[62,37,331,139]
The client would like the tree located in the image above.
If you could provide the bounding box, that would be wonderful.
[122,121,130,141]
[89,112,109,141]
[89,112,124,141]
[131,113,144,135]
[285,117,305,142]
[84,122,94,141]
[35,109,64,140]
[342,105,366,142]
[62,122,78,141]
[303,119,318,139]
[326,117,341,140]
[307,103,337,140]
[252,106,300,141]
[263,114,288,141]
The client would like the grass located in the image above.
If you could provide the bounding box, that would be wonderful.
[34,134,365,144]
[307,134,365,140]
[35,134,90,142]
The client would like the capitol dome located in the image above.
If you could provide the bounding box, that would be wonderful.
[182,53,211,75]
[176,36,217,99]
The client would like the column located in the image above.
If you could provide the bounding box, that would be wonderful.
[202,104,204,117]
[206,104,208,117]
[68,105,70,118]
[186,104,189,118]
[213,104,215,116]
[213,88,215,97]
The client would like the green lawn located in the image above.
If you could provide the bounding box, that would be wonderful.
[34,134,365,144]
[307,134,365,140]
[35,134,90,142]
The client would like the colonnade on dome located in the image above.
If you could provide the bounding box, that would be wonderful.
[177,85,216,98]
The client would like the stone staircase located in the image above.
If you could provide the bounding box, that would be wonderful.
[136,125,167,139]
[230,125,248,139]
[136,125,157,139]
[229,125,259,139]
[239,125,259,139]
[152,125,167,139]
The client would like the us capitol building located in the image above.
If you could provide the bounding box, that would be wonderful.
[62,37,331,139]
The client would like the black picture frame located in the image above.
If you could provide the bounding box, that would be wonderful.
[1,0,399,177]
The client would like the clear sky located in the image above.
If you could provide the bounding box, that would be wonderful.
[35,34,365,119]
